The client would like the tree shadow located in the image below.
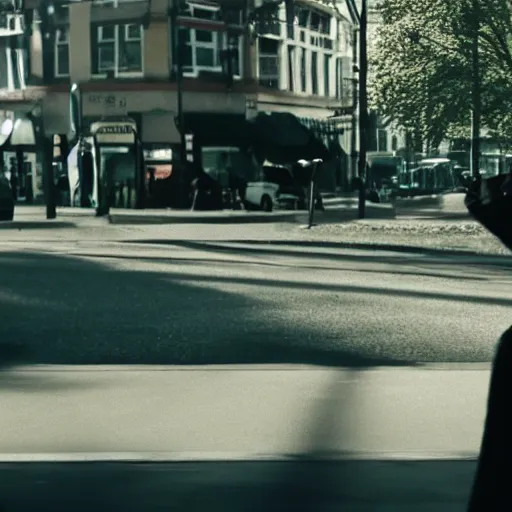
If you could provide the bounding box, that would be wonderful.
[0,251,407,367]
[140,238,511,262]
[61,250,490,282]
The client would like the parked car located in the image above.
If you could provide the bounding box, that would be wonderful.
[244,165,306,212]
[0,174,14,221]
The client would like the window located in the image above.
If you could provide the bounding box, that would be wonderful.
[55,28,70,77]
[296,7,309,27]
[311,52,318,95]
[97,26,115,73]
[287,46,294,91]
[323,54,330,96]
[182,2,220,21]
[300,47,306,92]
[258,37,279,88]
[179,27,223,76]
[224,34,242,77]
[92,23,143,76]
[391,135,398,151]
[335,58,342,99]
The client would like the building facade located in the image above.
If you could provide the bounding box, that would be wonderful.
[0,0,356,202]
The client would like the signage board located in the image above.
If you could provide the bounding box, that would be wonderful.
[91,121,136,144]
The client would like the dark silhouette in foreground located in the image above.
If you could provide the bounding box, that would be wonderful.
[466,174,512,511]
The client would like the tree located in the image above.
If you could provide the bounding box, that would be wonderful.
[369,0,512,150]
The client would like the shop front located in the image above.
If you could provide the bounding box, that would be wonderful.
[0,89,72,205]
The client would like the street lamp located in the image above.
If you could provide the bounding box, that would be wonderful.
[357,0,368,219]
[170,1,186,165]
[470,0,481,181]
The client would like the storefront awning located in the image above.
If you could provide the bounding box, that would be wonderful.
[249,112,331,165]
[0,117,13,148]
[10,118,36,146]
[180,113,250,147]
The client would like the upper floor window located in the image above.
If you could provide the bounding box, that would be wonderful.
[258,37,279,89]
[180,2,220,21]
[91,23,143,76]
[55,28,70,77]
[180,27,220,75]
[294,7,330,34]
[179,27,242,78]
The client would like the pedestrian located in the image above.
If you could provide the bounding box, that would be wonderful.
[466,173,512,511]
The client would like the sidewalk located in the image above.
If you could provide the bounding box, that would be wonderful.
[0,364,488,459]
[4,201,396,227]
[0,364,484,509]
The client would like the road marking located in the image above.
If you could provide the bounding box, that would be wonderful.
[0,451,479,463]
[3,363,492,372]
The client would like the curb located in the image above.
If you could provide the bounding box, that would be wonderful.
[0,451,479,463]
[0,221,76,230]
[257,238,512,264]
[108,212,300,225]
[321,241,512,263]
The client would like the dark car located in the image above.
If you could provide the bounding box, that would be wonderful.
[0,174,14,221]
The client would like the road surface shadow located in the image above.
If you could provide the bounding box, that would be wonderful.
[120,267,512,309]
[0,461,474,511]
[65,251,489,282]
[0,221,76,231]
[137,239,511,263]
[0,250,407,367]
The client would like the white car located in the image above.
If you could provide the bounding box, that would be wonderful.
[244,165,304,212]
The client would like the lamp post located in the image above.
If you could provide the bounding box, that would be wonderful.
[470,0,481,180]
[357,0,368,219]
[171,1,186,164]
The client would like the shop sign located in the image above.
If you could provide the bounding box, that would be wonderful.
[91,122,136,144]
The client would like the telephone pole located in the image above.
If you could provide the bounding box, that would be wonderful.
[470,0,481,180]
[357,0,368,218]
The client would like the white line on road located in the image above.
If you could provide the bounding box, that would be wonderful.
[0,451,479,463]
[3,363,493,372]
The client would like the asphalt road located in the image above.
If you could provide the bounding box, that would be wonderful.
[0,237,510,365]
[1,236,503,509]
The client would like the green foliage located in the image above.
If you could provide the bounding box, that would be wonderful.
[369,0,512,148]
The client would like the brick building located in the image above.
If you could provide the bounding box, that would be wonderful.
[0,0,356,203]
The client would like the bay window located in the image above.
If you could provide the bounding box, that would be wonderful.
[92,23,143,76]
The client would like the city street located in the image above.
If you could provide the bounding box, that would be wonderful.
[0,233,509,365]
[0,228,509,510]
